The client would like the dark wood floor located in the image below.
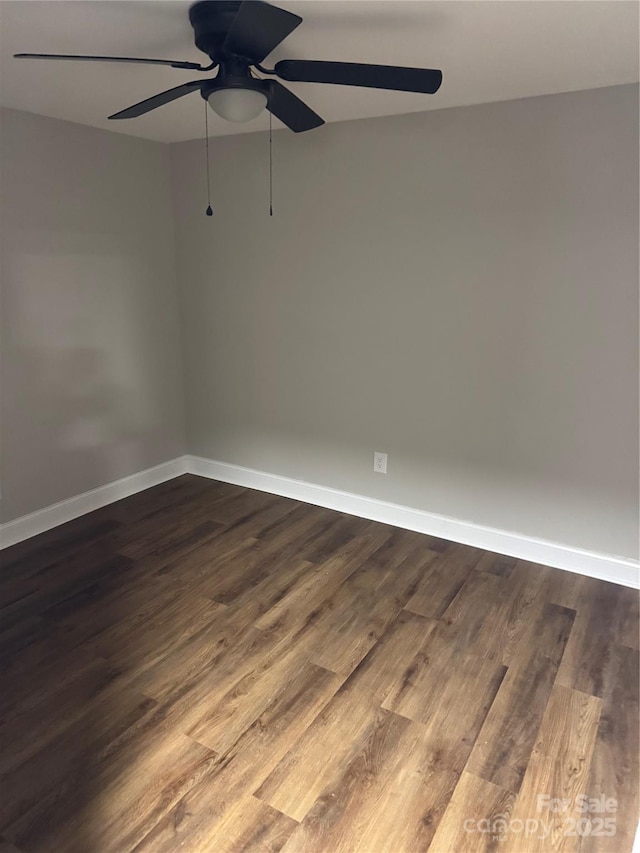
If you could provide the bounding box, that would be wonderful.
[1,474,638,852]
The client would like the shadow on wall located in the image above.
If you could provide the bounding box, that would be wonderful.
[2,344,146,512]
[0,244,181,522]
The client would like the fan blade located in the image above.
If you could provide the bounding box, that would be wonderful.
[223,1,302,64]
[14,53,212,71]
[266,80,323,133]
[275,60,442,94]
[108,80,205,120]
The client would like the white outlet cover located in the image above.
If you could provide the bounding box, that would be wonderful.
[374,452,388,474]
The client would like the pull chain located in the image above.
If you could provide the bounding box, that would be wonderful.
[269,110,273,217]
[204,100,213,216]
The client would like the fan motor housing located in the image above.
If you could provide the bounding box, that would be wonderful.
[189,1,244,61]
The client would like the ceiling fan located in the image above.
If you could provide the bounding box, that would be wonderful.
[14,0,443,133]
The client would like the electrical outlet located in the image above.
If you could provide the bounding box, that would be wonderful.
[373,451,388,474]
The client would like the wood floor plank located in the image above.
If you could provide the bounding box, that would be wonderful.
[135,795,298,853]
[186,634,330,754]
[1,626,105,719]
[199,796,298,853]
[466,602,576,792]
[276,709,460,853]
[157,534,263,589]
[255,612,441,821]
[202,487,293,527]
[348,527,443,577]
[0,613,52,666]
[474,551,518,578]
[93,588,224,673]
[251,502,342,550]
[470,560,553,666]
[8,735,216,853]
[307,549,434,675]
[192,540,307,606]
[379,612,503,720]
[0,688,156,832]
[403,542,485,618]
[101,495,207,551]
[0,517,121,582]
[500,685,602,853]
[555,576,638,696]
[184,543,420,757]
[614,586,639,650]
[265,537,437,678]
[0,840,23,853]
[156,500,317,596]
[278,707,415,853]
[253,526,393,636]
[576,645,639,853]
[128,560,317,702]
[137,621,285,715]
[380,632,506,774]
[1,545,129,610]
[532,684,602,764]
[351,765,458,853]
[214,496,308,546]
[224,558,314,626]
[125,607,263,702]
[133,663,339,851]
[0,655,120,775]
[0,552,136,648]
[104,474,224,525]
[122,611,339,771]
[116,516,223,562]
[295,512,372,563]
[255,689,384,823]
[45,571,189,653]
[433,569,505,656]
[544,567,589,611]
[428,770,517,853]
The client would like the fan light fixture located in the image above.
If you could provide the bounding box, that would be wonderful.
[207,88,267,122]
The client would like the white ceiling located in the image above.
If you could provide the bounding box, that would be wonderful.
[1,0,638,143]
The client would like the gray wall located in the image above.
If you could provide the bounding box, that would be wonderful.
[0,108,186,522]
[171,84,639,559]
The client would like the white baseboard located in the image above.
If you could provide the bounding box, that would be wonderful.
[188,455,640,589]
[2,452,638,589]
[0,456,189,549]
